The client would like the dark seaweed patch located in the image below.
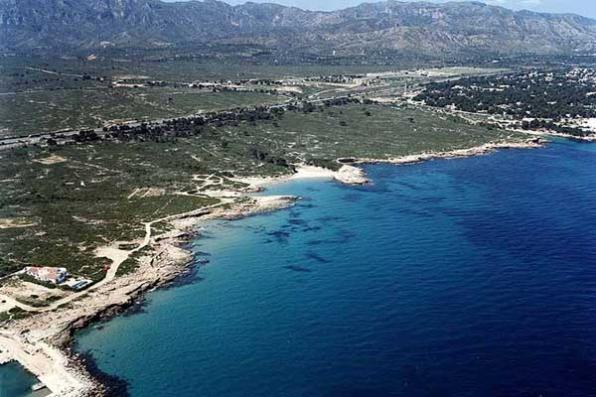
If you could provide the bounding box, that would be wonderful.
[288,218,308,226]
[283,265,312,273]
[396,180,422,190]
[297,202,317,209]
[302,225,322,233]
[266,229,291,244]
[77,351,130,397]
[305,252,331,263]
[289,209,302,217]
[316,215,342,223]
[121,300,148,317]
[165,264,205,289]
[306,229,355,246]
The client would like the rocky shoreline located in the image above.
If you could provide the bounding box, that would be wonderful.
[0,194,298,396]
[0,139,545,396]
[342,138,546,167]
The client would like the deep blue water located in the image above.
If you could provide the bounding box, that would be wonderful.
[10,139,596,397]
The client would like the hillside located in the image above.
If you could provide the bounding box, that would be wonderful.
[1,0,596,57]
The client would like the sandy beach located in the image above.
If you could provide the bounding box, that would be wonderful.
[0,138,545,396]
[231,164,369,189]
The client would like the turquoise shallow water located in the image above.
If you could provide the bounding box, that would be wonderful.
[0,362,39,397]
[4,139,596,396]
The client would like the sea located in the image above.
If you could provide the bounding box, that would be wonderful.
[0,362,44,397]
[3,138,596,396]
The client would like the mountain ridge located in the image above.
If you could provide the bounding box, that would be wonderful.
[2,0,596,58]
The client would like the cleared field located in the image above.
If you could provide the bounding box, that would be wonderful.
[0,103,527,279]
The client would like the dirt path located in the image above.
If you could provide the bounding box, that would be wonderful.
[0,195,244,396]
[2,199,230,314]
[0,220,159,395]
[193,173,224,191]
[25,67,83,78]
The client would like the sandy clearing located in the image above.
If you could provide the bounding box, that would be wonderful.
[0,218,37,229]
[33,155,67,165]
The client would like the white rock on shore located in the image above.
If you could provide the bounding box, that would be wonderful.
[334,165,368,185]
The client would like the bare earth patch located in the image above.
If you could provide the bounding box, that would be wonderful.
[33,154,67,165]
[0,218,37,229]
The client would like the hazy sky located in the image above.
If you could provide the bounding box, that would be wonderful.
[163,0,596,19]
